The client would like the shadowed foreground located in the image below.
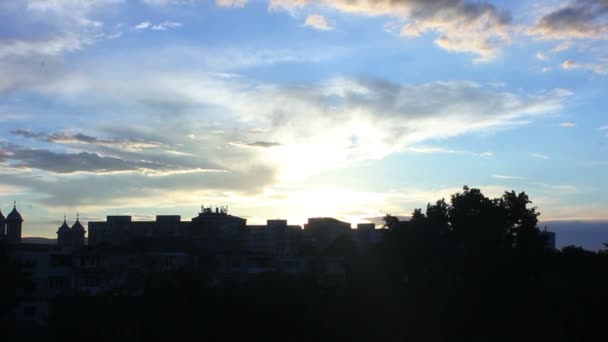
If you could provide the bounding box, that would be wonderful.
[2,187,607,341]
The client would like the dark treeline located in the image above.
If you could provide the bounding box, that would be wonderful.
[3,186,608,341]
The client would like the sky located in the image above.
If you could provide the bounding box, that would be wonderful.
[0,0,607,243]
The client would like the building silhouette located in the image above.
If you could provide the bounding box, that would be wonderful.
[6,202,23,244]
[57,215,86,249]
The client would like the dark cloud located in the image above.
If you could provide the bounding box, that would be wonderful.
[11,129,164,151]
[247,141,282,148]
[530,0,608,39]
[0,143,191,174]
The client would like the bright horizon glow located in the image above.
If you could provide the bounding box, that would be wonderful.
[1,0,607,240]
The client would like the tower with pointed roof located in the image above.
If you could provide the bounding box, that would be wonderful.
[57,216,71,247]
[70,214,86,248]
[6,201,23,244]
[0,208,5,238]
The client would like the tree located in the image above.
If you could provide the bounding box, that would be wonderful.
[499,190,542,251]
[448,186,510,251]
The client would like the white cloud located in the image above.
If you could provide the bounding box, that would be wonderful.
[530,152,550,160]
[303,14,334,31]
[600,125,608,130]
[541,67,551,73]
[552,41,572,52]
[408,146,493,157]
[151,21,183,30]
[0,34,91,59]
[142,0,193,5]
[216,0,248,7]
[560,122,576,127]
[536,51,547,60]
[135,21,151,30]
[492,174,526,179]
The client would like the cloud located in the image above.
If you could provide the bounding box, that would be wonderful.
[142,0,192,5]
[0,142,192,174]
[552,41,572,52]
[541,67,551,73]
[492,174,526,179]
[151,21,182,30]
[536,51,547,60]
[561,59,608,74]
[24,63,570,182]
[2,164,275,207]
[407,146,492,157]
[560,122,576,127]
[0,0,121,92]
[562,59,579,69]
[529,0,608,40]
[247,141,283,148]
[303,14,334,31]
[216,0,248,7]
[530,152,550,160]
[600,125,608,130]
[269,0,512,61]
[11,129,164,152]
[230,141,283,148]
[0,34,91,59]
[134,21,151,30]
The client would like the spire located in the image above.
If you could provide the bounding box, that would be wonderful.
[7,202,23,222]
[71,213,85,232]
[57,215,70,234]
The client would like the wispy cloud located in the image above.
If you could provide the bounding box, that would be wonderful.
[230,141,283,148]
[0,142,190,175]
[216,0,248,7]
[11,129,164,152]
[408,146,492,157]
[303,14,334,31]
[560,122,576,127]
[492,174,526,179]
[530,152,550,160]
[151,21,182,31]
[561,59,608,74]
[536,51,547,60]
[134,21,151,30]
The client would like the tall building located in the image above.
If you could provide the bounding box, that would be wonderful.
[6,202,23,244]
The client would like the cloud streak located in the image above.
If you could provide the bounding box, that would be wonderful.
[11,129,164,152]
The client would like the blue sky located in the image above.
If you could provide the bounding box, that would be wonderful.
[0,0,607,240]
